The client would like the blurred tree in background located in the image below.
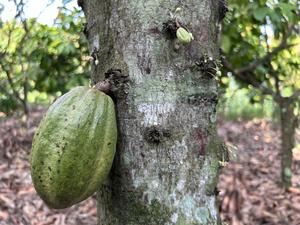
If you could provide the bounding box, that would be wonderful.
[0,1,89,116]
[221,0,300,187]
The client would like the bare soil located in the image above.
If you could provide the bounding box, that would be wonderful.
[218,119,300,225]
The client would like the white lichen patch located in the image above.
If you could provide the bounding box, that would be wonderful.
[207,196,219,220]
[170,213,178,223]
[181,196,196,217]
[176,179,185,192]
[176,195,216,224]
[200,156,218,190]
[164,70,176,81]
[194,207,210,224]
[138,102,175,126]
[132,174,162,204]
[92,35,99,50]
[122,153,132,166]
[150,179,159,189]
[210,113,217,123]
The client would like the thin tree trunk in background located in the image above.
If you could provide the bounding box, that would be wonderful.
[83,1,223,224]
[23,75,29,116]
[279,98,297,188]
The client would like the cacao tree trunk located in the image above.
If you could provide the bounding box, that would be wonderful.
[82,1,223,224]
[278,98,297,188]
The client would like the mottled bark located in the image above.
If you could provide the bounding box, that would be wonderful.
[83,0,223,224]
[279,99,297,188]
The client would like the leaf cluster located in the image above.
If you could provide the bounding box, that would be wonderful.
[0,7,89,114]
[221,0,300,102]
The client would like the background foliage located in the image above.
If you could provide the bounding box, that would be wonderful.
[0,0,299,122]
[220,0,300,187]
[0,5,89,115]
[220,0,300,120]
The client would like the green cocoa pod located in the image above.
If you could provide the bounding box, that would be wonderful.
[30,86,117,209]
[176,27,194,44]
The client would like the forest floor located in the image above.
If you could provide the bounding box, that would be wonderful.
[0,107,300,225]
[218,119,300,225]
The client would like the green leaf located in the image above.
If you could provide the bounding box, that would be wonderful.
[278,3,297,21]
[269,10,282,23]
[253,7,269,21]
[221,35,231,54]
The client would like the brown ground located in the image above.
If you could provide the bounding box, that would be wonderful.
[0,107,299,225]
[218,120,300,225]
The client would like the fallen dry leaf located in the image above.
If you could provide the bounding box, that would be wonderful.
[218,119,300,225]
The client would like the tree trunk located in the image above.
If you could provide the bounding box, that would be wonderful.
[23,75,29,117]
[83,1,222,224]
[279,98,297,188]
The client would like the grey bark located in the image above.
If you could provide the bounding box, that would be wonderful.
[83,1,223,224]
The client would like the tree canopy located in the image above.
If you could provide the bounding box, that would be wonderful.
[0,6,89,115]
[221,0,300,187]
[221,0,300,101]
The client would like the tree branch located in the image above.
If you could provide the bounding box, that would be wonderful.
[222,58,275,97]
[0,0,32,111]
[267,62,282,99]
[0,61,23,103]
[289,90,300,102]
[236,24,295,74]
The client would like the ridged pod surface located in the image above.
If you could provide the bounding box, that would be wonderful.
[30,86,117,209]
